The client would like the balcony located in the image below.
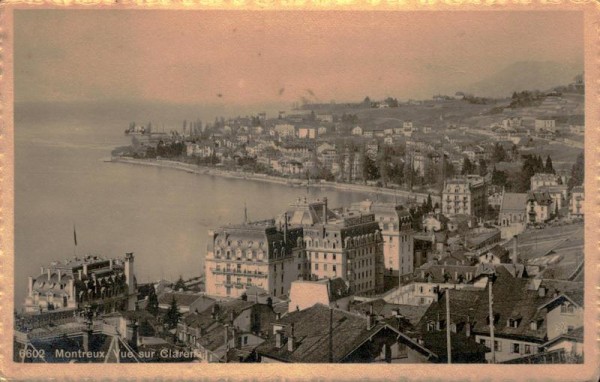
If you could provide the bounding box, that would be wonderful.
[211,268,268,278]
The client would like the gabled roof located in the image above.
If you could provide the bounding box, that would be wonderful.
[542,326,583,348]
[418,274,583,343]
[527,191,553,206]
[158,291,215,309]
[500,193,527,213]
[256,304,404,363]
[350,299,429,326]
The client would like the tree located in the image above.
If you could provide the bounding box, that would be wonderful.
[478,159,488,177]
[139,319,155,336]
[461,157,474,175]
[174,276,187,291]
[362,152,379,182]
[492,143,507,163]
[426,194,433,212]
[146,289,159,316]
[164,296,182,329]
[491,166,508,188]
[544,155,555,174]
[567,152,584,190]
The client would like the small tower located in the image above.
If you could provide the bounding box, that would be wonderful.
[124,253,137,311]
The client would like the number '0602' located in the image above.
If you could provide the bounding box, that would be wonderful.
[19,349,45,358]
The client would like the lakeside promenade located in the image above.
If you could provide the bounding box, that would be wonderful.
[109,157,440,205]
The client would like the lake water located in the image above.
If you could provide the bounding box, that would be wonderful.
[14,102,396,308]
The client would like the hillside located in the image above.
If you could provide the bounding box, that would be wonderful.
[466,61,582,98]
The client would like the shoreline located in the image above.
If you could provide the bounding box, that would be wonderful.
[108,157,439,204]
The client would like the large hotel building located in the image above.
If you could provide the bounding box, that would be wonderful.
[442,175,487,218]
[205,198,386,298]
[350,200,414,277]
[23,253,137,314]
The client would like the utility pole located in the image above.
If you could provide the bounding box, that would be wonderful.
[329,307,333,363]
[446,289,452,364]
[489,276,495,364]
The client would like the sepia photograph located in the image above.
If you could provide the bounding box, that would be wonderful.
[2,5,598,380]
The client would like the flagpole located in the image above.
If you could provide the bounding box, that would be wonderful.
[73,224,78,258]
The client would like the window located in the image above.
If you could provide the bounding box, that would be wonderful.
[324,264,328,271]
[324,253,327,260]
[298,264,301,270]
[315,253,319,259]
[512,343,520,354]
[333,265,336,272]
[560,304,575,314]
[315,263,319,271]
[494,341,501,352]
[333,254,336,260]
[243,336,248,345]
[524,345,531,354]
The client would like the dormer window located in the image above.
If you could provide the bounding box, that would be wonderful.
[530,321,538,330]
[507,318,520,328]
[560,303,575,314]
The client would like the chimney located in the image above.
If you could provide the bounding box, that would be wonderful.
[465,322,471,338]
[512,236,518,264]
[27,277,33,296]
[366,314,374,330]
[229,311,235,324]
[287,323,295,352]
[275,330,283,348]
[538,286,546,297]
[40,267,44,275]
[231,327,238,349]
[57,270,62,283]
[323,197,328,224]
[109,259,113,270]
[47,268,51,280]
[78,269,83,280]
[83,264,88,276]
[129,320,139,351]
[284,212,288,245]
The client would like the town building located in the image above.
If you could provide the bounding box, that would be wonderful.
[177,300,277,362]
[350,200,414,277]
[442,175,487,218]
[569,186,584,218]
[351,126,363,136]
[498,192,527,227]
[527,191,554,224]
[530,173,559,191]
[288,278,351,313]
[23,253,137,314]
[204,220,304,299]
[278,197,385,295]
[297,126,317,139]
[273,123,296,138]
[534,118,557,132]
[536,185,568,212]
[157,290,215,314]
[255,304,437,363]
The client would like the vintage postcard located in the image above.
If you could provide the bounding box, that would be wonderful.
[0,3,598,380]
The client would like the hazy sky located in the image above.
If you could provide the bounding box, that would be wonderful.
[15,10,583,106]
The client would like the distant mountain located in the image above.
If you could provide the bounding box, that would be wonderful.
[466,61,582,98]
